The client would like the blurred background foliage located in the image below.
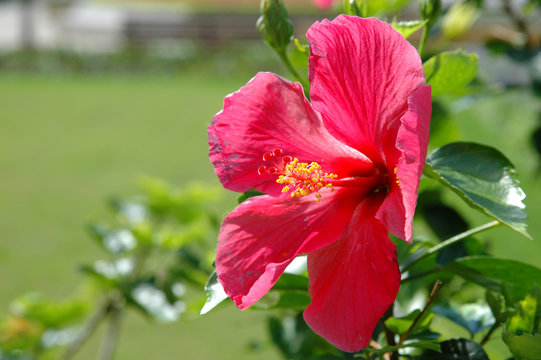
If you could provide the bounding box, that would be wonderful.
[0,0,540,359]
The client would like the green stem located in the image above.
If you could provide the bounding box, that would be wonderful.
[480,322,501,346]
[63,298,110,360]
[98,291,124,360]
[381,306,399,360]
[401,220,501,274]
[401,267,440,284]
[417,25,430,57]
[397,280,442,345]
[277,50,310,91]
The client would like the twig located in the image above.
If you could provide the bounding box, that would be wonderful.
[98,294,124,360]
[63,298,111,360]
[397,280,443,345]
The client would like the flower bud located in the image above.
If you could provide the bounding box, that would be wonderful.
[420,0,442,28]
[343,0,366,17]
[257,0,293,53]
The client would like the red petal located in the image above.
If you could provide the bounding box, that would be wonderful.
[303,197,400,352]
[216,189,361,310]
[307,16,426,161]
[376,86,432,242]
[209,72,374,196]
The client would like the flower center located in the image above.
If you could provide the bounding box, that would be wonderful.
[258,149,389,202]
[258,148,337,202]
[277,158,337,202]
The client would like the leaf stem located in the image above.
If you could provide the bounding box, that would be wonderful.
[277,50,310,91]
[398,280,442,345]
[401,267,440,284]
[401,220,501,273]
[381,306,399,360]
[98,292,124,360]
[480,322,501,346]
[63,298,110,360]
[418,25,429,57]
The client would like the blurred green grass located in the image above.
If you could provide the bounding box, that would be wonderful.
[0,70,539,360]
[0,72,281,360]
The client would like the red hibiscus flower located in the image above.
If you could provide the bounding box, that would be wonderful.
[208,15,431,352]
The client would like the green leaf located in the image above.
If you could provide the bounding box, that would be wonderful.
[384,309,433,336]
[391,19,427,39]
[363,339,441,356]
[273,273,309,291]
[238,189,264,204]
[200,271,228,315]
[10,293,89,328]
[433,301,494,335]
[443,256,541,304]
[438,338,488,360]
[423,50,478,96]
[254,274,309,310]
[502,328,541,359]
[255,290,310,311]
[425,142,530,239]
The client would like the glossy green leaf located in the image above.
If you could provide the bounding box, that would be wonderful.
[200,271,228,315]
[438,338,488,360]
[423,50,478,96]
[391,19,427,39]
[433,301,494,335]
[255,290,310,311]
[425,142,530,239]
[273,273,309,291]
[443,257,541,304]
[384,309,433,336]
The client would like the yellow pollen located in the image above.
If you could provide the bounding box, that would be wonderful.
[275,158,337,202]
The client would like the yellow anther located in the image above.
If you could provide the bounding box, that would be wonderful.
[275,158,337,202]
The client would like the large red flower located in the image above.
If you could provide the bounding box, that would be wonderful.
[208,15,431,352]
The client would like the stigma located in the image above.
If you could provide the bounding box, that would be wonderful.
[258,148,337,202]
